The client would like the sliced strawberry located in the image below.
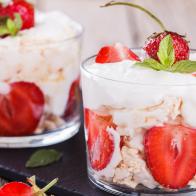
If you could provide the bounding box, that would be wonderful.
[64,77,80,119]
[120,136,130,149]
[145,124,196,189]
[84,109,116,170]
[96,43,140,63]
[0,81,44,136]
[4,0,34,30]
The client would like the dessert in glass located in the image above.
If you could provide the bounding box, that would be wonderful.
[81,1,196,195]
[0,0,83,147]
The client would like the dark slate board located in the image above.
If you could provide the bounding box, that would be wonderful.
[0,127,111,196]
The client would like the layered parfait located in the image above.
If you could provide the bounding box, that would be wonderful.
[81,1,196,193]
[0,0,82,139]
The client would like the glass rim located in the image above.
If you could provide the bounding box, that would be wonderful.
[81,48,196,87]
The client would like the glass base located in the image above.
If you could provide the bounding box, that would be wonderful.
[0,119,80,148]
[88,173,196,196]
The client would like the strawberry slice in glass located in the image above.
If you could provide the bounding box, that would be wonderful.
[0,81,44,136]
[84,109,116,171]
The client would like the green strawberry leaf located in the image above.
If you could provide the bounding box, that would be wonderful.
[157,34,175,66]
[26,149,63,168]
[14,13,23,31]
[0,14,22,37]
[167,60,196,73]
[135,58,166,71]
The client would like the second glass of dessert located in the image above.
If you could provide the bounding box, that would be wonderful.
[0,0,83,147]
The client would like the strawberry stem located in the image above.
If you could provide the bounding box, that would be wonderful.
[101,1,166,31]
[41,178,58,193]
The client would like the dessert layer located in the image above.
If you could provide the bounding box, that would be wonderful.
[82,53,196,128]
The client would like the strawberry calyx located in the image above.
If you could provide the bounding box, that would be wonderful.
[0,0,34,37]
[27,176,58,196]
[0,13,22,36]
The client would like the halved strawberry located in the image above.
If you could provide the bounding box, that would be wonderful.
[0,176,58,196]
[145,124,196,189]
[0,81,44,136]
[84,109,116,170]
[64,77,80,119]
[96,43,140,63]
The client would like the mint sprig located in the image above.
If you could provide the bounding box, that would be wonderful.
[0,13,23,37]
[135,58,165,71]
[136,34,196,74]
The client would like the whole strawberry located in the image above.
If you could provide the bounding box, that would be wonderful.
[0,176,58,196]
[144,31,189,63]
[102,1,190,64]
[0,0,34,37]
[7,0,35,30]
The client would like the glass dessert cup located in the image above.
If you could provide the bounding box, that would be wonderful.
[0,26,83,148]
[81,49,196,195]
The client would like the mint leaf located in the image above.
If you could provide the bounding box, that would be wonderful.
[26,149,63,168]
[14,13,23,31]
[167,60,196,73]
[157,34,175,66]
[7,18,17,36]
[135,58,166,71]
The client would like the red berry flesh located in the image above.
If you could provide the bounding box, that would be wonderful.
[96,43,140,63]
[84,109,116,170]
[145,124,196,189]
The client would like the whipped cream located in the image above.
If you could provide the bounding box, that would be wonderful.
[82,53,196,128]
[0,10,82,116]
